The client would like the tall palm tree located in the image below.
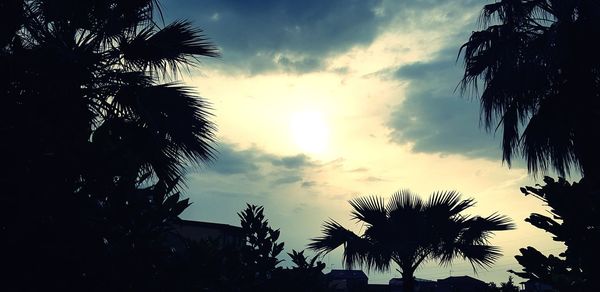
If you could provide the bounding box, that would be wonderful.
[309,190,514,292]
[1,1,218,289]
[2,0,218,188]
[460,0,600,178]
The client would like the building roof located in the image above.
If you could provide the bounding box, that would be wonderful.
[389,277,435,284]
[177,219,243,234]
[326,269,368,280]
[437,275,486,285]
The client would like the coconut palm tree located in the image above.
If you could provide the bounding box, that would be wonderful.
[460,0,600,178]
[309,190,514,292]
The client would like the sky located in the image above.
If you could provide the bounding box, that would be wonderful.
[162,0,567,285]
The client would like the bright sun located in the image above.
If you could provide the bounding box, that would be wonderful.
[289,111,330,154]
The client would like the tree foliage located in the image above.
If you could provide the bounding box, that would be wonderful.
[238,204,285,290]
[510,177,600,291]
[172,206,328,292]
[309,190,514,292]
[0,0,218,290]
[460,0,600,177]
[271,249,329,292]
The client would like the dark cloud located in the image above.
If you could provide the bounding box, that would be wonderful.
[199,143,320,188]
[270,154,314,169]
[201,190,249,199]
[276,56,322,73]
[301,181,317,188]
[205,144,317,176]
[163,0,490,75]
[388,46,503,160]
[165,0,388,74]
[272,175,303,186]
[208,144,261,175]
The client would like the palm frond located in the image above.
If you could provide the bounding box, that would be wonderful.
[460,214,515,245]
[90,118,183,185]
[426,191,473,217]
[309,219,358,253]
[520,92,578,176]
[349,196,387,226]
[458,244,503,269]
[386,189,424,214]
[120,20,219,77]
[309,219,389,271]
[112,83,216,164]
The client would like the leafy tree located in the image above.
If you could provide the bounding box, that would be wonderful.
[309,190,514,292]
[510,177,600,291]
[488,282,500,291]
[172,206,325,292]
[80,178,192,290]
[239,204,285,290]
[169,238,245,291]
[270,250,329,292]
[460,0,600,178]
[1,0,218,289]
[486,277,520,292]
[500,276,520,292]
[288,249,326,271]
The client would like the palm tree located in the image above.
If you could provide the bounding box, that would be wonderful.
[460,0,600,178]
[309,190,514,292]
[2,0,218,188]
[1,1,218,289]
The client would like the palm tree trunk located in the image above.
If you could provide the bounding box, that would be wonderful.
[574,119,600,184]
[401,271,415,292]
[571,53,600,184]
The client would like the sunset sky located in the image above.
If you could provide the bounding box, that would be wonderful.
[163,0,566,284]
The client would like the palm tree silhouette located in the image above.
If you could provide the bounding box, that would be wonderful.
[1,1,218,289]
[460,0,600,178]
[309,190,514,292]
[2,0,219,188]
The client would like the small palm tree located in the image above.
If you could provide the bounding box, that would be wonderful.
[309,190,514,292]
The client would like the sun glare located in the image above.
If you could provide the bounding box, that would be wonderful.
[289,111,330,154]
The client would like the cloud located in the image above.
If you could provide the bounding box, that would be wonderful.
[270,154,315,169]
[271,174,303,186]
[207,144,261,175]
[387,45,503,161]
[301,181,317,188]
[359,176,386,182]
[204,144,319,177]
[165,0,390,74]
[194,143,323,193]
[292,204,305,214]
[163,0,489,75]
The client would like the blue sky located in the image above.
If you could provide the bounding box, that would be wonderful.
[161,0,565,285]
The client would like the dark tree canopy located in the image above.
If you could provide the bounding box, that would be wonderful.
[1,0,219,189]
[1,0,218,290]
[510,177,600,291]
[238,204,285,290]
[460,0,600,177]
